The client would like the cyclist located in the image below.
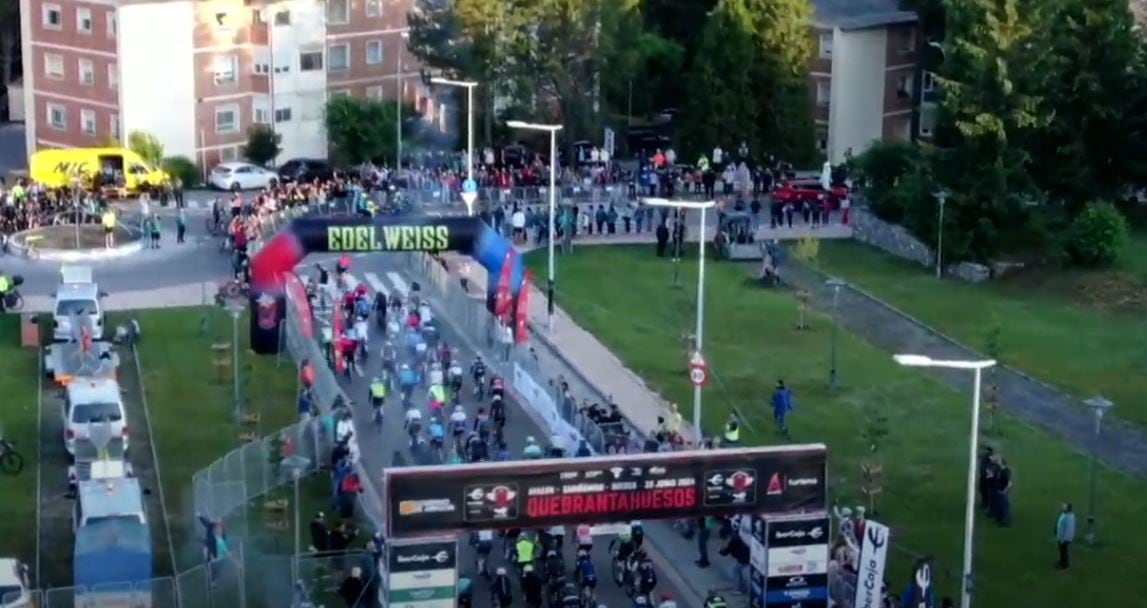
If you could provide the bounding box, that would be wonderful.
[428,417,446,455]
[522,436,543,460]
[472,528,494,577]
[380,341,398,384]
[490,394,507,430]
[428,361,444,388]
[397,364,418,407]
[473,407,491,441]
[448,357,464,401]
[490,373,506,400]
[631,520,645,550]
[403,406,423,446]
[548,434,566,458]
[353,312,370,362]
[703,591,728,608]
[574,548,596,590]
[543,548,565,583]
[490,567,514,608]
[514,533,536,573]
[373,291,388,329]
[427,383,447,417]
[556,581,580,608]
[545,523,566,551]
[609,528,636,585]
[657,592,678,608]
[635,559,658,602]
[521,565,543,608]
[369,376,387,420]
[354,284,371,318]
[471,355,487,398]
[465,430,487,462]
[449,404,468,440]
[575,523,593,554]
[437,341,453,368]
[457,575,473,608]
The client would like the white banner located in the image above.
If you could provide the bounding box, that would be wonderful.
[853,520,891,608]
[511,363,584,451]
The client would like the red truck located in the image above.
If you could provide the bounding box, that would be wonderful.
[772,179,849,208]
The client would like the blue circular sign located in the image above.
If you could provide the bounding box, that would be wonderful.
[463,179,478,193]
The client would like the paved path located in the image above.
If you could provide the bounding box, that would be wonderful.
[452,231,1147,482]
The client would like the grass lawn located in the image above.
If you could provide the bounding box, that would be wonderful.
[0,316,40,565]
[130,306,302,570]
[526,245,1147,608]
[809,239,1147,428]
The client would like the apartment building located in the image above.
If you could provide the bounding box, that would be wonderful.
[20,0,437,168]
[808,0,926,164]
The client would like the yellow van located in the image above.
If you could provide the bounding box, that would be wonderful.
[29,147,169,195]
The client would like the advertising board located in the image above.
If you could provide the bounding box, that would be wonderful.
[764,516,831,608]
[383,445,828,536]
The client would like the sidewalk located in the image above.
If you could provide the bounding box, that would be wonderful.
[22,281,217,314]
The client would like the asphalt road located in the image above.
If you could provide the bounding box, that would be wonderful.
[321,257,683,608]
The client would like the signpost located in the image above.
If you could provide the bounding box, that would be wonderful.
[379,537,458,608]
[461,178,478,216]
[382,445,828,536]
[689,351,709,387]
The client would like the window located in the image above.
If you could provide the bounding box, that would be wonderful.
[922,71,936,93]
[366,85,383,101]
[47,103,67,130]
[253,98,270,124]
[213,54,238,85]
[254,62,269,75]
[365,0,382,17]
[330,89,350,99]
[44,54,64,79]
[900,29,916,54]
[107,11,117,37]
[299,50,323,72]
[366,40,382,65]
[274,107,292,123]
[79,59,94,85]
[815,80,830,107]
[215,104,239,133]
[220,146,239,162]
[818,33,832,60]
[274,10,290,25]
[919,107,936,138]
[896,73,914,99]
[108,64,118,89]
[326,0,349,25]
[328,44,349,72]
[81,109,97,135]
[43,4,62,29]
[77,8,92,34]
[110,114,120,139]
[816,131,828,152]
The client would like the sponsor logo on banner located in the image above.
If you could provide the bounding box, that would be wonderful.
[767,473,784,495]
[764,516,830,608]
[853,521,891,608]
[910,557,935,608]
[384,446,829,536]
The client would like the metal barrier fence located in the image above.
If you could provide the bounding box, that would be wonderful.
[399,183,630,207]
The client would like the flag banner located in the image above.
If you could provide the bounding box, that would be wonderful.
[494,250,514,320]
[515,270,533,344]
[853,520,891,608]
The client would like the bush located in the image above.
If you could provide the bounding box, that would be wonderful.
[127,131,165,166]
[162,156,201,188]
[852,141,924,223]
[244,125,282,167]
[1066,201,1129,268]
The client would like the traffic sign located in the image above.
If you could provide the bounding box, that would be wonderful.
[463,178,478,193]
[460,191,478,213]
[689,351,709,387]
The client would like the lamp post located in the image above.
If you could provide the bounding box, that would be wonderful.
[934,190,949,279]
[430,77,479,214]
[395,30,410,169]
[507,121,563,331]
[826,277,846,390]
[644,198,717,443]
[225,303,245,419]
[894,354,996,608]
[1083,396,1113,545]
[282,454,311,606]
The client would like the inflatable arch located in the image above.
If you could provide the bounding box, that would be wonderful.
[248,215,523,354]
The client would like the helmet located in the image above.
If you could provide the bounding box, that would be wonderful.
[338,255,351,268]
[356,283,367,295]
[496,567,506,575]
[372,377,380,383]
[523,564,533,573]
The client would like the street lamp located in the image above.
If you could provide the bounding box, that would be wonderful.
[934,190,949,279]
[826,277,846,390]
[430,77,480,215]
[395,30,411,169]
[507,120,563,331]
[1083,396,1114,545]
[644,198,717,444]
[282,454,311,604]
[894,354,996,608]
[225,302,245,419]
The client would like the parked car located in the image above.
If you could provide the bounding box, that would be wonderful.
[277,158,334,184]
[208,162,279,191]
[772,178,848,207]
[0,559,31,607]
[52,265,106,343]
[63,379,128,462]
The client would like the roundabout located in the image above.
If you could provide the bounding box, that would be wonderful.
[4,223,144,263]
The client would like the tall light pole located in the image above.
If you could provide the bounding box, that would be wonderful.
[507,121,563,331]
[430,77,479,214]
[894,354,996,608]
[826,277,846,390]
[395,30,410,170]
[1083,396,1113,545]
[645,198,716,444]
[934,190,949,279]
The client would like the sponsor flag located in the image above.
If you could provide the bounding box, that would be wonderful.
[332,306,345,375]
[515,270,533,344]
[494,250,514,321]
[853,520,891,608]
[906,557,935,608]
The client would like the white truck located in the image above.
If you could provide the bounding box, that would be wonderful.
[52,265,107,343]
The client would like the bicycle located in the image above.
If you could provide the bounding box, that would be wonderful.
[0,438,25,475]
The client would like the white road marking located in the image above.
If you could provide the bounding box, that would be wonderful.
[364,272,390,297]
[387,271,410,296]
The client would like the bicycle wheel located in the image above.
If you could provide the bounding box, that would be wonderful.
[0,450,24,475]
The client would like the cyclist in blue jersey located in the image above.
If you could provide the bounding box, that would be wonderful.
[522,436,543,459]
[428,417,446,456]
[397,364,418,406]
[575,549,596,590]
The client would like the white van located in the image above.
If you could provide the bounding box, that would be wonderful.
[0,559,31,607]
[63,379,128,462]
[53,266,107,343]
[73,476,147,532]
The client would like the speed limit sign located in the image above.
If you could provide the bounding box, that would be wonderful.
[688,352,709,387]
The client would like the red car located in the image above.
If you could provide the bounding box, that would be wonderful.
[772,179,849,208]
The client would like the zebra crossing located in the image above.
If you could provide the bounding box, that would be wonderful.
[168,198,460,218]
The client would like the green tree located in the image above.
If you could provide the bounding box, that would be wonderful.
[932,0,1051,260]
[1066,200,1130,267]
[127,131,165,167]
[1021,0,1141,211]
[0,1,18,99]
[161,156,200,187]
[243,125,282,167]
[325,96,419,166]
